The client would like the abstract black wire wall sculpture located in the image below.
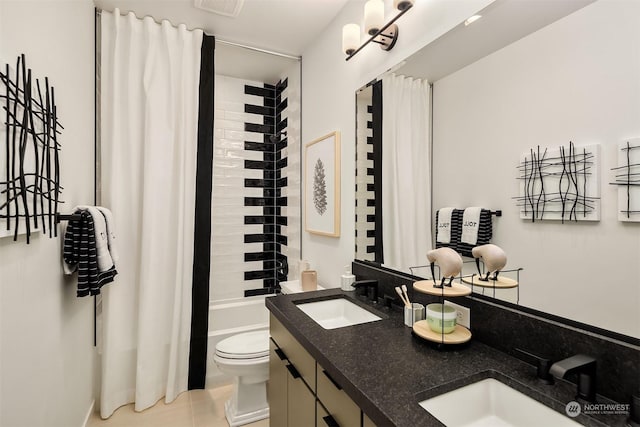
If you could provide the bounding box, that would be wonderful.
[514,141,600,223]
[0,54,64,243]
[610,139,640,222]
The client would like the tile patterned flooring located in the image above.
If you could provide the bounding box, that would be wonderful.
[87,384,269,427]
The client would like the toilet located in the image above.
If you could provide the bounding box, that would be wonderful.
[213,329,270,427]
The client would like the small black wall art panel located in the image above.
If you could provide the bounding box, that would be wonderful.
[610,138,640,222]
[0,55,64,243]
[515,142,600,223]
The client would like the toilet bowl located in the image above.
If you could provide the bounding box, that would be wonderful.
[213,330,270,427]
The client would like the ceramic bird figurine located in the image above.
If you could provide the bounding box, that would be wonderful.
[427,248,463,288]
[471,244,507,281]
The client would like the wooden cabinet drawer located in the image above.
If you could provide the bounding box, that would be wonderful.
[270,314,316,390]
[287,363,315,427]
[268,339,288,427]
[317,365,361,427]
[317,401,336,427]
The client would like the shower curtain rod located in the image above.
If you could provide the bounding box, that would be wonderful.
[216,39,300,61]
[95,9,301,61]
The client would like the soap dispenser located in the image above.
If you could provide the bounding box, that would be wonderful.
[341,265,356,291]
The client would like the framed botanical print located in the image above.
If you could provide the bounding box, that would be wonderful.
[304,131,340,237]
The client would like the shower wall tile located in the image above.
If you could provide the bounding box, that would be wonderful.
[212,68,299,301]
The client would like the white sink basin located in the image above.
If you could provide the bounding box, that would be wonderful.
[296,298,382,329]
[419,378,580,427]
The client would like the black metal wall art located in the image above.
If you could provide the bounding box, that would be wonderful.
[610,139,640,222]
[0,54,63,243]
[515,142,600,223]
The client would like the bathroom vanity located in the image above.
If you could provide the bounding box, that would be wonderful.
[266,287,633,427]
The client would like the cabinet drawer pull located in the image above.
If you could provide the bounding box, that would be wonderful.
[322,415,340,427]
[322,370,342,390]
[274,347,287,360]
[286,363,301,379]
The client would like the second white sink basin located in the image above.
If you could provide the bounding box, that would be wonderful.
[419,378,580,427]
[296,298,382,329]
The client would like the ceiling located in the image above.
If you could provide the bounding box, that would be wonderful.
[395,0,596,82]
[94,0,349,57]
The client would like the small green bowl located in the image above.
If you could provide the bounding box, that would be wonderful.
[426,303,457,334]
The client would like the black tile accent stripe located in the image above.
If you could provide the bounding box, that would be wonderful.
[245,123,273,134]
[245,234,270,243]
[244,141,273,152]
[244,178,272,188]
[244,197,274,207]
[244,287,276,297]
[245,160,274,170]
[276,98,288,113]
[276,77,288,91]
[244,270,273,280]
[245,216,274,225]
[245,252,272,261]
[245,104,274,116]
[276,118,287,131]
[276,158,288,169]
[275,139,288,152]
[244,85,274,98]
[243,79,290,295]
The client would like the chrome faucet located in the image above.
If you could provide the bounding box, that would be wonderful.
[549,354,597,402]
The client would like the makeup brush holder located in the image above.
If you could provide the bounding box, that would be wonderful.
[404,303,425,327]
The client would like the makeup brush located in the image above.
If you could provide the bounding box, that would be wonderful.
[395,286,410,307]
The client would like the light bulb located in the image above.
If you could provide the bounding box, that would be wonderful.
[364,0,384,35]
[342,23,360,55]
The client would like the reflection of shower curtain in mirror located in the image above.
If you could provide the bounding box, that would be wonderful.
[382,74,431,272]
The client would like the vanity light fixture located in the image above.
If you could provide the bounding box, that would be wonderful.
[342,0,415,61]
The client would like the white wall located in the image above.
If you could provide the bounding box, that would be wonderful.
[0,1,96,426]
[301,0,493,287]
[432,0,640,337]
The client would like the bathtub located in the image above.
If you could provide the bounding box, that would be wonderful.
[206,295,270,387]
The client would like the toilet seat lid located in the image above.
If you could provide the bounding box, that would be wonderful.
[215,330,269,359]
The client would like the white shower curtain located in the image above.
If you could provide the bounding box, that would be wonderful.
[99,9,203,418]
[382,74,432,272]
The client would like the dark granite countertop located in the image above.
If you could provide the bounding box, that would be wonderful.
[266,288,625,427]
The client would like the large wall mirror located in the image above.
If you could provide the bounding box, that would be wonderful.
[354,0,640,338]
